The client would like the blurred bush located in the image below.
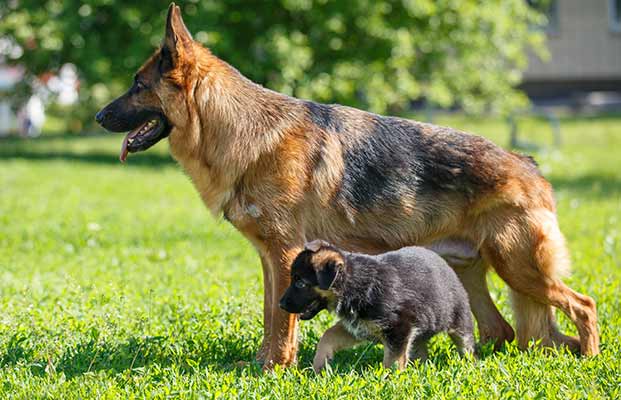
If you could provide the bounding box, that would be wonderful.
[0,0,547,127]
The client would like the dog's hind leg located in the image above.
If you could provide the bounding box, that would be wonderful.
[510,290,580,352]
[481,207,599,356]
[451,257,515,349]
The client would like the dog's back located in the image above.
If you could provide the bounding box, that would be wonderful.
[378,246,467,299]
[348,246,470,330]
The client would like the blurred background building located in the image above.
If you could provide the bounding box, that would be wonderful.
[522,0,621,109]
[0,0,619,137]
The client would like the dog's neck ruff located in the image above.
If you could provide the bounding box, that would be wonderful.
[169,56,304,216]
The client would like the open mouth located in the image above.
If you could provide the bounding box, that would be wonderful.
[119,114,171,162]
[299,298,327,320]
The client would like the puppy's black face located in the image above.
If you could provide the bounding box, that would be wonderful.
[279,251,326,320]
[279,243,343,320]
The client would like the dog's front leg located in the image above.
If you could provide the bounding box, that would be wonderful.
[313,321,361,373]
[256,254,273,363]
[263,242,303,369]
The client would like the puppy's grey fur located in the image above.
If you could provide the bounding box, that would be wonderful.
[279,241,475,370]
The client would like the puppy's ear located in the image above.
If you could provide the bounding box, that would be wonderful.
[316,260,343,290]
[304,239,331,253]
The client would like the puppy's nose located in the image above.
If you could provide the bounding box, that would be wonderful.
[279,298,287,310]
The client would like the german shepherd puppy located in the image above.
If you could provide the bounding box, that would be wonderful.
[96,3,599,368]
[279,241,475,371]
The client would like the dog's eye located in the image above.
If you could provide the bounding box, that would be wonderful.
[131,78,147,94]
[295,280,307,289]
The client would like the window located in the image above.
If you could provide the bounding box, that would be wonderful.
[610,0,621,32]
[527,0,560,34]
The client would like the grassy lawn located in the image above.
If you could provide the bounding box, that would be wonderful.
[1,114,620,398]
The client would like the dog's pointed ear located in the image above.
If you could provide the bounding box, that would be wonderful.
[165,3,193,47]
[162,3,193,69]
[316,260,343,290]
[304,240,331,253]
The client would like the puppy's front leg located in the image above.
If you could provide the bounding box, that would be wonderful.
[382,347,409,370]
[382,326,412,370]
[313,321,360,372]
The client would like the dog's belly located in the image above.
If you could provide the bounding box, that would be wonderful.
[304,206,480,267]
[331,236,479,269]
[425,238,480,268]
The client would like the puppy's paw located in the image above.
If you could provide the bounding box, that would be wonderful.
[312,360,326,373]
[312,353,331,373]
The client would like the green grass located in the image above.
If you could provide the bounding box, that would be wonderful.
[1,114,620,399]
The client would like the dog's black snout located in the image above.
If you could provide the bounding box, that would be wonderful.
[279,298,288,311]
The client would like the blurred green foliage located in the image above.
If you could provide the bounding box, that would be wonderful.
[0,0,547,121]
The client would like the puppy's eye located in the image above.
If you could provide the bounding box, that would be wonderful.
[295,280,308,289]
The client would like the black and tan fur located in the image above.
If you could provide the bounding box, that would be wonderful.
[96,4,599,368]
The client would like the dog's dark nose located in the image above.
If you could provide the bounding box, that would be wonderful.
[279,298,287,310]
[95,110,107,125]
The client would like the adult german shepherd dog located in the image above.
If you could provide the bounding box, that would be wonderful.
[96,4,599,367]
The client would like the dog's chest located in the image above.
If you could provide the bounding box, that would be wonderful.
[225,200,263,224]
[341,316,383,341]
[223,195,267,233]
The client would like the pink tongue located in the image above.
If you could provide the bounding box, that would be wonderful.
[119,132,131,163]
[119,125,144,163]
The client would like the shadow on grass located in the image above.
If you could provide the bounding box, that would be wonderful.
[0,332,371,378]
[0,331,535,378]
[0,133,175,168]
[1,334,257,378]
[0,331,329,378]
[0,132,106,143]
[0,149,175,167]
